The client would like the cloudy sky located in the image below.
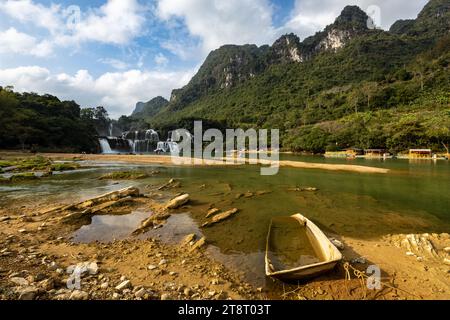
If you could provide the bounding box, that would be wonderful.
[0,0,428,118]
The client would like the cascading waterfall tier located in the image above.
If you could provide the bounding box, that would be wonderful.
[98,129,168,154]
[122,129,159,153]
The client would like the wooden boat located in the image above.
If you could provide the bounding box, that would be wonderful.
[265,213,342,281]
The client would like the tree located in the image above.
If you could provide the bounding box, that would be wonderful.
[361,82,378,110]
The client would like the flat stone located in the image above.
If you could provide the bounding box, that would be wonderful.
[159,259,167,265]
[0,216,10,222]
[66,261,98,276]
[39,278,54,291]
[189,237,207,252]
[329,238,345,250]
[115,280,131,291]
[69,290,89,300]
[160,293,171,300]
[10,277,29,286]
[181,234,196,246]
[135,288,146,298]
[48,261,58,271]
[17,286,38,300]
[351,257,367,264]
[100,282,109,289]
[148,265,157,270]
[87,262,98,275]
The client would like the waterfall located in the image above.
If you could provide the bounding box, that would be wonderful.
[118,129,160,153]
[108,123,113,137]
[167,142,180,155]
[99,138,113,154]
[98,129,161,154]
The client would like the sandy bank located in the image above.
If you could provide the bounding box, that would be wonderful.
[34,153,389,174]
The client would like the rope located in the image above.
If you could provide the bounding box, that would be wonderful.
[342,262,421,299]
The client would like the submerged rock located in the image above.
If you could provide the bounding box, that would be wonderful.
[98,171,149,180]
[205,208,220,218]
[165,194,190,209]
[202,208,239,227]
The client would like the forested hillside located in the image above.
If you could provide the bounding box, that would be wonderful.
[0,87,99,153]
[141,1,449,153]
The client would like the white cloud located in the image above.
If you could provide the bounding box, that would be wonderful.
[0,65,195,118]
[154,53,169,67]
[0,28,53,57]
[99,58,130,70]
[56,0,146,46]
[0,0,147,48]
[0,0,62,33]
[156,0,429,58]
[284,0,429,40]
[156,0,277,56]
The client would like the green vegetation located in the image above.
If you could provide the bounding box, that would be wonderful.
[0,156,80,172]
[141,2,449,154]
[9,173,40,182]
[0,88,99,152]
[0,172,41,184]
[98,171,149,180]
[50,162,80,172]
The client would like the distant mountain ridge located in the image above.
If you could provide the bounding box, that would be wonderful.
[131,96,169,117]
[164,5,375,112]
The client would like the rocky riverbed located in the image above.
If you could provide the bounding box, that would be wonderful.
[0,192,260,300]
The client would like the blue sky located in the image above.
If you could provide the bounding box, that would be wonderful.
[0,0,428,118]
